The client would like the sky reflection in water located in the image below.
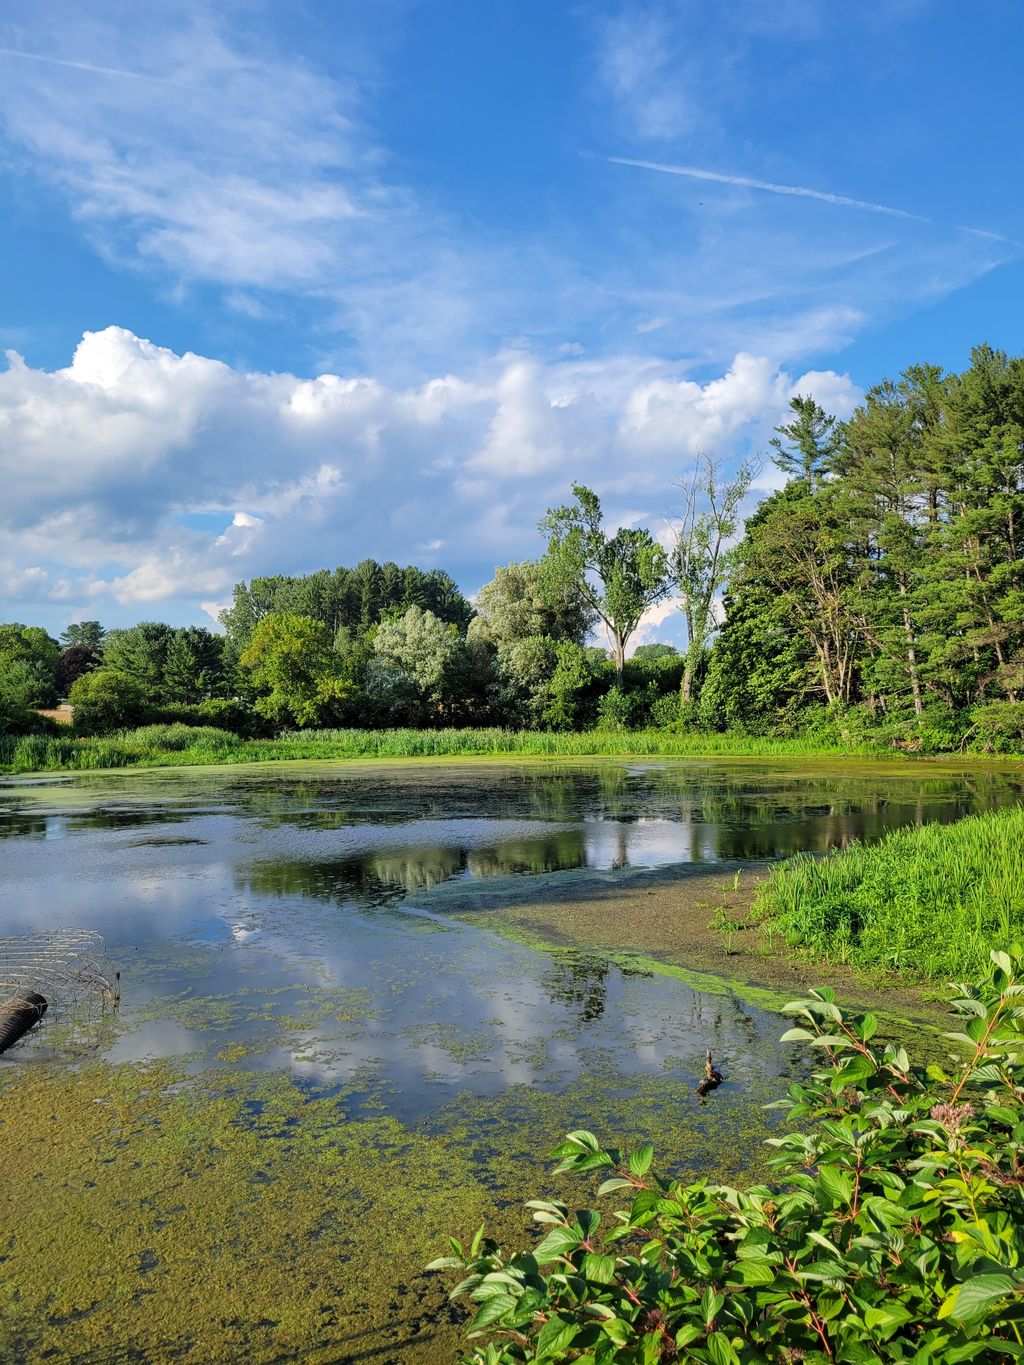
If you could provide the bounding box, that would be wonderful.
[1,760,1021,1120]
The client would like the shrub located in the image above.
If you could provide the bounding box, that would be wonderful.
[972,702,1024,753]
[149,699,273,738]
[435,949,1024,1362]
[119,724,239,752]
[69,668,148,735]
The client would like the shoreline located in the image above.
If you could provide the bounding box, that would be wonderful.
[415,858,951,1029]
[3,742,1023,781]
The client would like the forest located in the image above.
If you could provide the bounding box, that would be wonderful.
[3,343,1024,755]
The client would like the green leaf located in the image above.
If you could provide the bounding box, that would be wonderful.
[858,1012,878,1041]
[467,1292,517,1332]
[992,950,1014,976]
[601,1317,631,1347]
[628,1144,654,1177]
[533,1226,582,1263]
[939,1273,1020,1324]
[863,1302,914,1337]
[706,1330,740,1364]
[831,1057,876,1092]
[780,1027,816,1042]
[596,1176,635,1196]
[817,1164,853,1204]
[536,1314,580,1358]
[582,1253,616,1285]
[732,1258,776,1286]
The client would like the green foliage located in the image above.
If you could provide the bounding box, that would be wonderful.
[972,702,1024,753]
[470,560,595,726]
[0,622,61,707]
[119,724,239,752]
[543,643,602,731]
[472,561,594,652]
[0,661,49,731]
[102,622,175,697]
[372,606,468,721]
[69,667,148,735]
[153,698,273,738]
[239,612,352,728]
[162,626,227,704]
[770,393,840,478]
[0,726,869,773]
[631,644,678,661]
[672,452,757,703]
[754,808,1024,978]
[436,950,1024,1362]
[59,620,105,649]
[102,622,227,706]
[540,485,669,681]
[219,559,473,650]
[0,673,37,734]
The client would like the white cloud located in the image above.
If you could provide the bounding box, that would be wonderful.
[591,7,699,141]
[0,326,859,625]
[0,0,1005,390]
[0,2,371,291]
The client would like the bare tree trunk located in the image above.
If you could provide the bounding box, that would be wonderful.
[681,658,694,705]
[897,573,923,719]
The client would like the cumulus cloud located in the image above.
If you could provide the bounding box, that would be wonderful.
[0,326,859,627]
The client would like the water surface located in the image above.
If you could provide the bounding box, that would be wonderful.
[1,758,1020,1361]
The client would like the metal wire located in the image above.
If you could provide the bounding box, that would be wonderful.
[0,928,120,1054]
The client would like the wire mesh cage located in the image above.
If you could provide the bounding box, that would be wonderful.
[0,928,120,1056]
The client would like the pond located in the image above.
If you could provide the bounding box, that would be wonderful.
[1,757,1021,1362]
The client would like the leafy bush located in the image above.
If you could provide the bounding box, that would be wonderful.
[972,702,1024,754]
[119,724,239,752]
[148,699,273,738]
[69,668,148,734]
[434,950,1024,1362]
[753,809,1024,978]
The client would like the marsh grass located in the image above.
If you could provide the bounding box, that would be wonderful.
[754,807,1024,978]
[0,725,871,774]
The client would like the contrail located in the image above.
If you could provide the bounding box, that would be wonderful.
[604,154,1023,249]
[0,45,176,84]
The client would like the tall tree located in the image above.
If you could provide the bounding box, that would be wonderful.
[770,395,840,479]
[60,621,106,649]
[539,484,669,684]
[163,627,227,705]
[103,623,175,701]
[0,624,61,707]
[671,452,758,705]
[238,613,350,728]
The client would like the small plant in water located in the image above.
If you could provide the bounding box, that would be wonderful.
[708,903,743,956]
[432,947,1024,1362]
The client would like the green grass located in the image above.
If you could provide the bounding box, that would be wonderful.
[753,807,1024,979]
[0,724,880,774]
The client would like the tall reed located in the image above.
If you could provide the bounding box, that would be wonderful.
[0,725,873,774]
[753,807,1024,978]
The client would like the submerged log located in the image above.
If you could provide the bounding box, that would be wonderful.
[696,1048,723,1097]
[0,989,47,1054]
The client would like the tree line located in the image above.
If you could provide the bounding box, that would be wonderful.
[3,343,1024,752]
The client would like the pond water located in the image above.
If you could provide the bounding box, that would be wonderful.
[1,758,1021,1362]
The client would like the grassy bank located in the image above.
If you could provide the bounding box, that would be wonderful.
[754,806,1024,979]
[0,723,880,774]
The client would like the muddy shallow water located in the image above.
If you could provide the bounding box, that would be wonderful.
[1,758,1021,1361]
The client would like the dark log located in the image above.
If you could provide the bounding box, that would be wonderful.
[0,989,48,1054]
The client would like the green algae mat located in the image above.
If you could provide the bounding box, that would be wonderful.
[2,759,1020,1360]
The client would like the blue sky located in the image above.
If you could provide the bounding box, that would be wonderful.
[1,0,1022,639]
